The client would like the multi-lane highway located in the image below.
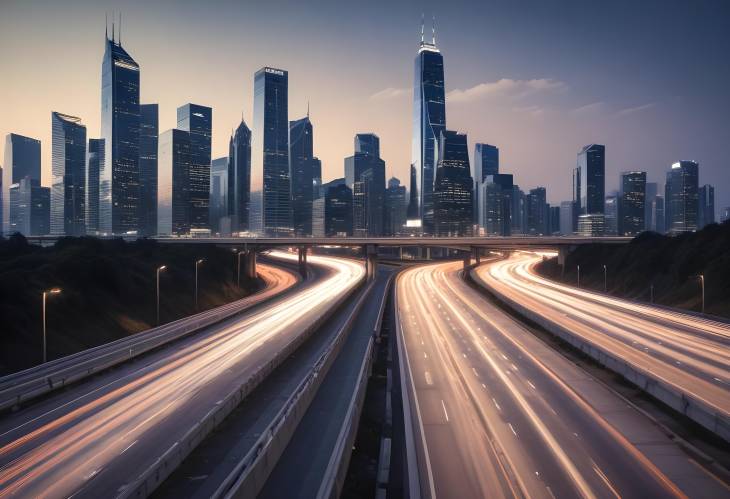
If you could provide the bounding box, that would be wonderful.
[475,253,730,430]
[0,252,364,498]
[397,260,727,498]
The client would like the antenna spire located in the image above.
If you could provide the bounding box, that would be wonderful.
[119,12,122,44]
[105,13,108,39]
[112,12,115,44]
[307,100,310,118]
[432,15,436,45]
[420,13,424,44]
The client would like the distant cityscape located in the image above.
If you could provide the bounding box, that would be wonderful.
[0,21,725,240]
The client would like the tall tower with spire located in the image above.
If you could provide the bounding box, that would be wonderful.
[100,15,141,234]
[411,15,446,234]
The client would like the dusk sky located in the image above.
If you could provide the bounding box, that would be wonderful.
[1,0,728,212]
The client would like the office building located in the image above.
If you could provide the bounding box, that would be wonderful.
[578,213,605,236]
[355,133,380,157]
[312,157,322,199]
[139,104,159,236]
[157,129,192,235]
[86,138,104,234]
[290,115,315,236]
[575,144,605,233]
[385,177,407,236]
[559,201,574,235]
[433,130,473,236]
[412,24,446,233]
[252,67,290,236]
[3,133,41,235]
[312,197,325,237]
[699,184,715,228]
[665,161,699,234]
[210,157,229,234]
[324,179,352,236]
[511,186,526,235]
[406,163,419,229]
[8,178,49,236]
[344,134,385,236]
[480,173,512,236]
[177,103,211,233]
[473,143,499,225]
[619,171,646,236]
[549,205,560,235]
[526,187,547,235]
[651,195,665,233]
[228,119,252,233]
[644,182,658,231]
[51,112,86,236]
[604,194,619,236]
[100,30,141,235]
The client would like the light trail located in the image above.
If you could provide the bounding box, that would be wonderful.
[0,252,364,498]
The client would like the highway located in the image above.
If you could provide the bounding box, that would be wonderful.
[0,252,364,498]
[397,260,727,498]
[475,253,730,428]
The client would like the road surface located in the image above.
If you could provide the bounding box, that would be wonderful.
[397,260,726,498]
[0,252,364,498]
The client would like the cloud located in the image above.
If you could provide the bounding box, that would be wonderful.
[616,102,655,116]
[369,87,409,101]
[570,101,607,115]
[513,104,545,117]
[447,78,566,103]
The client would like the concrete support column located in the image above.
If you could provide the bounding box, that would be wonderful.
[244,250,257,280]
[399,246,403,261]
[426,247,431,260]
[365,244,378,280]
[298,246,307,278]
[463,251,472,270]
[472,246,481,265]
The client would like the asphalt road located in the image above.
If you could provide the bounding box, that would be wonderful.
[0,252,364,498]
[397,260,727,498]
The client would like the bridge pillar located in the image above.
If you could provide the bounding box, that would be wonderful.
[471,246,481,265]
[364,244,378,280]
[399,246,403,261]
[243,250,257,280]
[426,247,431,260]
[463,250,472,270]
[298,246,308,278]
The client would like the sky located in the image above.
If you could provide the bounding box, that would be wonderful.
[1,0,728,214]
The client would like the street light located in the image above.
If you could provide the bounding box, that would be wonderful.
[603,264,607,293]
[699,274,705,314]
[156,265,166,326]
[577,264,581,288]
[195,259,205,311]
[42,288,61,363]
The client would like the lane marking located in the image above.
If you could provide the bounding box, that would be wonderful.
[508,423,518,436]
[441,399,450,422]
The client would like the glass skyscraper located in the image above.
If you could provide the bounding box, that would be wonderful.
[289,116,314,236]
[699,184,715,228]
[527,187,547,235]
[473,143,499,227]
[344,134,385,236]
[619,171,646,236]
[8,178,49,236]
[385,177,407,236]
[100,32,140,235]
[577,144,606,217]
[51,112,86,236]
[665,160,699,234]
[228,119,252,233]
[433,130,472,236]
[86,138,104,234]
[2,133,41,235]
[139,104,159,236]
[157,129,192,236]
[210,157,229,235]
[480,173,513,236]
[412,29,446,234]
[324,180,353,237]
[252,67,291,236]
[177,104,212,233]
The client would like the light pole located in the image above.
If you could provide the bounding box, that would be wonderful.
[195,259,205,311]
[699,274,705,314]
[156,265,166,326]
[42,288,61,363]
[577,265,581,288]
[603,264,607,293]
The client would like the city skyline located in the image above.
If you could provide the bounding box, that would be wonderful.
[1,0,728,215]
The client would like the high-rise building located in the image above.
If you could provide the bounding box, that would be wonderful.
[355,133,380,157]
[8,178,50,236]
[100,30,140,235]
[665,161,699,234]
[559,201,574,235]
[228,119,252,233]
[324,179,352,236]
[344,135,385,236]
[480,173,512,236]
[290,116,315,236]
[511,186,526,235]
[139,104,159,236]
[157,129,192,236]
[577,144,605,216]
[385,177,407,236]
[699,184,715,228]
[433,130,472,236]
[177,103,212,233]
[473,144,499,226]
[51,112,86,236]
[312,196,325,237]
[86,138,104,234]
[571,165,581,233]
[644,182,658,231]
[252,67,290,236]
[312,157,322,200]
[210,157,229,235]
[651,195,665,233]
[2,133,41,235]
[619,171,646,236]
[412,24,446,234]
[549,205,560,235]
[526,187,547,235]
[604,194,619,236]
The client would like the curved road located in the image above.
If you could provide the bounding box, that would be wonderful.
[0,252,364,498]
[397,260,726,498]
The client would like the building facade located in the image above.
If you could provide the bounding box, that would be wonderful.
[210,157,229,235]
[86,138,104,234]
[433,130,472,236]
[2,133,41,235]
[575,144,605,233]
[8,178,49,236]
[526,187,547,235]
[324,180,352,236]
[480,173,512,236]
[139,103,159,236]
[177,103,211,233]
[665,161,699,234]
[385,177,407,236]
[473,143,499,226]
[228,119,252,233]
[51,112,86,236]
[290,116,315,236]
[344,134,385,236]
[157,129,192,235]
[619,171,646,236]
[699,184,715,228]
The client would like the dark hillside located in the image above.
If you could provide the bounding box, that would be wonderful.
[0,236,260,374]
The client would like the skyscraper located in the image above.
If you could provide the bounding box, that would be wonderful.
[51,112,86,236]
[473,143,499,226]
[355,133,380,157]
[252,67,291,236]
[312,157,322,200]
[344,134,386,236]
[699,184,715,228]
[210,157,229,234]
[100,29,141,235]
[576,144,606,220]
[177,103,212,233]
[324,180,353,236]
[385,177,407,236]
[651,196,665,233]
[8,178,50,236]
[433,130,473,236]
[86,138,104,234]
[665,161,699,234]
[2,133,41,235]
[406,163,419,226]
[644,182,658,231]
[480,173,513,236]
[412,21,446,234]
[157,129,192,236]
[571,165,581,233]
[228,119,252,233]
[619,171,646,236]
[604,194,619,236]
[139,104,159,236]
[290,115,315,236]
[526,187,547,235]
[559,201,574,235]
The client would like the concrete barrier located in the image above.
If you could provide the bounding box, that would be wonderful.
[469,268,730,443]
[119,267,367,499]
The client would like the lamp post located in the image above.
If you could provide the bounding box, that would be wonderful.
[195,259,205,311]
[603,264,607,293]
[699,274,705,314]
[577,265,581,288]
[42,288,61,363]
[156,265,166,325]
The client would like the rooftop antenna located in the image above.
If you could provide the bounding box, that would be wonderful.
[307,100,310,118]
[420,13,424,44]
[112,11,115,44]
[432,15,436,45]
[119,12,122,44]
[105,12,108,40]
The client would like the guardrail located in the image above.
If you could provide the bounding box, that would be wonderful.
[0,264,299,413]
[121,266,368,499]
[316,272,395,499]
[469,268,730,443]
